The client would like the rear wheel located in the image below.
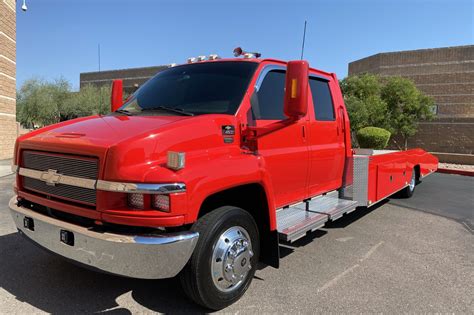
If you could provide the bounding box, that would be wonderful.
[399,169,416,198]
[180,206,260,310]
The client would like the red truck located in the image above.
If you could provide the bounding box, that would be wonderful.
[9,52,438,310]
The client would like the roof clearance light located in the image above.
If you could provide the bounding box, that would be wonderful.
[208,54,220,60]
[197,55,207,61]
[187,57,197,64]
[167,151,185,170]
[233,47,261,59]
[169,63,177,67]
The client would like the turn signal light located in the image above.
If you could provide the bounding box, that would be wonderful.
[128,193,144,209]
[153,195,170,212]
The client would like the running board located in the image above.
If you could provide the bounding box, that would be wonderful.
[277,192,358,242]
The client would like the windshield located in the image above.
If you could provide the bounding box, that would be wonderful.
[118,61,258,116]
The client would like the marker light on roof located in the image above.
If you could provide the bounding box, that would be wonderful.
[197,55,207,61]
[208,54,221,60]
[187,57,197,63]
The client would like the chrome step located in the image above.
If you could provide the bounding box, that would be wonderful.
[277,193,358,243]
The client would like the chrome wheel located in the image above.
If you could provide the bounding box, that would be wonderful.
[409,171,416,191]
[211,226,254,293]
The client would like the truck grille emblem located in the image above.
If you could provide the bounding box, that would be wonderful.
[40,169,62,186]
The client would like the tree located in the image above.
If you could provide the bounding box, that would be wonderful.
[340,74,389,142]
[340,74,435,150]
[61,84,110,120]
[381,77,434,149]
[17,78,112,128]
[16,78,70,128]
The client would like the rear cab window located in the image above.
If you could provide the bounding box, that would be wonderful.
[309,77,335,121]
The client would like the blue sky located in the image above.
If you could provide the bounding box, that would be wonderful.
[17,0,473,90]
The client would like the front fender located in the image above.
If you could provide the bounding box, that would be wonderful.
[182,152,278,230]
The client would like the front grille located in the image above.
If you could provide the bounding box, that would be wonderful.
[21,151,99,206]
[23,177,97,205]
[23,151,98,179]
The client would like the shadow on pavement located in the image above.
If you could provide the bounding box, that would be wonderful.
[0,232,207,314]
[325,199,388,229]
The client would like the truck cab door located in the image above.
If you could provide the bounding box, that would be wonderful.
[307,76,345,196]
[250,68,309,208]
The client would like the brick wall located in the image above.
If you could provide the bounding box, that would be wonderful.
[389,118,474,155]
[349,46,474,157]
[0,0,16,160]
[348,46,474,118]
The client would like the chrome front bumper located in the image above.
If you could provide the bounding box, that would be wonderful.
[8,196,199,279]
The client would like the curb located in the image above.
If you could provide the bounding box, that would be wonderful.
[437,168,474,177]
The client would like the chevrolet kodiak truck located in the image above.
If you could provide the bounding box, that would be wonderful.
[9,50,438,310]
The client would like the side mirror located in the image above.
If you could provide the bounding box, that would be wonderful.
[111,79,124,112]
[284,60,309,119]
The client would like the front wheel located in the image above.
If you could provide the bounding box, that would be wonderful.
[179,206,260,310]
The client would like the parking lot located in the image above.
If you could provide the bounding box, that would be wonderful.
[0,173,472,313]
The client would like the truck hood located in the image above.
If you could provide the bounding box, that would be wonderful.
[17,115,190,169]
[17,113,238,182]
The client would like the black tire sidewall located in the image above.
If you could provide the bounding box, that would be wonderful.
[191,207,260,310]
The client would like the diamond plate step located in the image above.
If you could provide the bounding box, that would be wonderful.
[277,193,358,243]
[277,205,328,242]
[308,195,358,221]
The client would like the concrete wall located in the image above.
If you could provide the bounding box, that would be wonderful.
[0,0,16,160]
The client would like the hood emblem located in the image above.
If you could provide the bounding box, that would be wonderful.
[40,169,62,186]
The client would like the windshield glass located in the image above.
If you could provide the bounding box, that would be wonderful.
[118,61,258,116]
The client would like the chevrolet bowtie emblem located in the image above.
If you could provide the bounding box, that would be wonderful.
[40,169,62,186]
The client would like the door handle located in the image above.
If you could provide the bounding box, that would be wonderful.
[302,125,306,140]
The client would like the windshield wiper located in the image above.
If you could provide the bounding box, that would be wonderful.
[143,106,195,116]
[115,109,133,116]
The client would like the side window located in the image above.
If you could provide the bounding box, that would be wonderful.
[309,78,335,121]
[253,70,286,120]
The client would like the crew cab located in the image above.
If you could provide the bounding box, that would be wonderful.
[8,51,438,310]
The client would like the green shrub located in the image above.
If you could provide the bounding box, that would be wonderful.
[356,127,391,149]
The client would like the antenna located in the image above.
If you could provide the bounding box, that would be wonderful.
[98,44,101,72]
[300,20,307,60]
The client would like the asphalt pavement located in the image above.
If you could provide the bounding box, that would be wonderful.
[0,173,472,313]
[390,172,473,232]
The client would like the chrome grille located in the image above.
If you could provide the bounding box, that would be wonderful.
[21,151,98,206]
[23,177,97,205]
[23,151,98,179]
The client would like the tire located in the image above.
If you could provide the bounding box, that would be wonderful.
[179,206,260,310]
[399,169,416,198]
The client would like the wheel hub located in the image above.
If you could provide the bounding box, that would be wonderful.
[409,172,416,190]
[211,226,253,292]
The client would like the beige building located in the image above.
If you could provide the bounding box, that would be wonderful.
[0,0,16,160]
